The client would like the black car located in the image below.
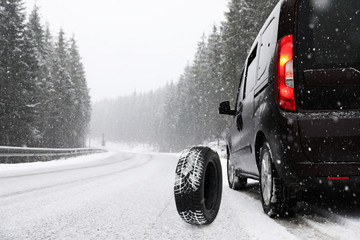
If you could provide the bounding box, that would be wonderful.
[219,0,360,217]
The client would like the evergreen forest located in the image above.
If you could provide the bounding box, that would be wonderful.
[0,0,91,148]
[91,0,278,152]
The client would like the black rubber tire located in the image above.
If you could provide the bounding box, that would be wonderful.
[227,154,247,190]
[174,146,222,225]
[259,142,295,218]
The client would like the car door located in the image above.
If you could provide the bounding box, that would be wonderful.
[236,45,259,175]
[229,69,245,164]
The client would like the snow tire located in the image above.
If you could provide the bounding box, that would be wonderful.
[174,146,222,225]
[259,142,296,218]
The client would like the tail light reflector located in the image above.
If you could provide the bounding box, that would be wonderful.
[327,177,350,180]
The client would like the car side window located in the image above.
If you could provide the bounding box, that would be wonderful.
[243,45,258,99]
[235,70,245,112]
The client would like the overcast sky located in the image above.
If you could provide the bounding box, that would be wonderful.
[24,0,228,102]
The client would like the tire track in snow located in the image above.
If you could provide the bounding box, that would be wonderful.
[219,180,297,240]
[276,214,338,240]
[226,185,360,240]
[282,199,360,240]
[219,158,360,239]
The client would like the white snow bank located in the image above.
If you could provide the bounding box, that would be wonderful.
[0,150,115,173]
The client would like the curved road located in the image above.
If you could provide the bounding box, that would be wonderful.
[0,148,360,239]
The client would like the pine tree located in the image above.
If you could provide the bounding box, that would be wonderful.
[175,64,197,149]
[51,29,73,147]
[221,0,246,105]
[205,26,227,139]
[25,4,50,146]
[0,0,39,146]
[41,25,62,147]
[191,34,211,144]
[68,37,91,147]
[160,81,178,150]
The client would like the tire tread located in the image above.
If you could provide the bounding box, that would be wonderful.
[174,146,222,225]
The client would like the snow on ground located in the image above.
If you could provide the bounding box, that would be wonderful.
[1,142,360,239]
[0,150,114,174]
[0,141,158,174]
[90,139,158,154]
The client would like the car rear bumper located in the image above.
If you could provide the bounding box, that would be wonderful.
[269,110,360,180]
[284,175,360,192]
[292,162,360,177]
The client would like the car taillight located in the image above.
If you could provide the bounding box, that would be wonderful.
[275,35,295,111]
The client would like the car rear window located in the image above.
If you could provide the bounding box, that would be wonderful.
[296,0,360,111]
[297,0,360,69]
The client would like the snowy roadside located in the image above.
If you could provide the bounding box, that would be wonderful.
[0,150,115,174]
[0,140,174,174]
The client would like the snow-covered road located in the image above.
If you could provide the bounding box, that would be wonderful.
[1,147,360,239]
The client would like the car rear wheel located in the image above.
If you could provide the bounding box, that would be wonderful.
[227,156,247,190]
[174,146,222,225]
[259,142,295,217]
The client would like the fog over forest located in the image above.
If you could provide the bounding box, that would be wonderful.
[91,0,279,151]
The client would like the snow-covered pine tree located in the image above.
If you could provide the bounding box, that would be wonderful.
[191,34,211,144]
[51,29,74,148]
[40,25,63,148]
[159,81,178,150]
[148,87,166,146]
[221,0,249,105]
[68,37,91,147]
[0,0,39,147]
[25,4,50,147]
[175,64,197,149]
[204,25,227,140]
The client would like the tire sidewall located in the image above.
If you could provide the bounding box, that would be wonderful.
[200,151,223,223]
[227,154,235,188]
[259,143,296,217]
[259,142,274,214]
